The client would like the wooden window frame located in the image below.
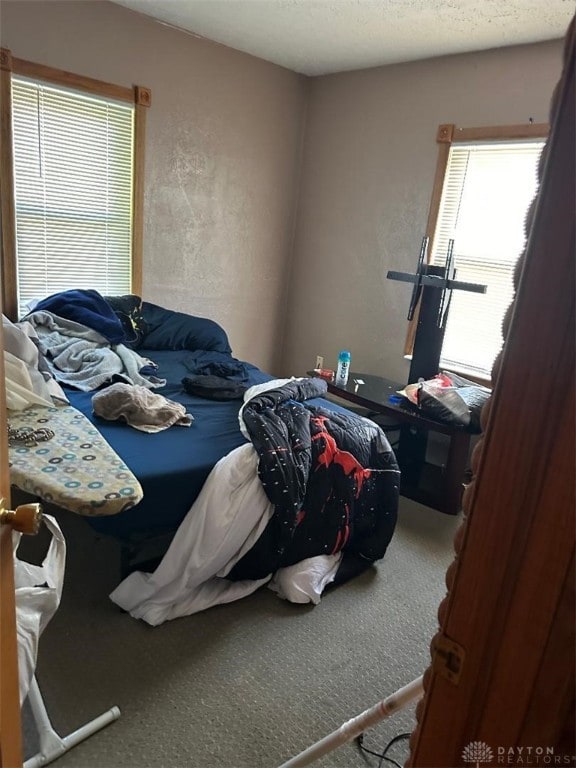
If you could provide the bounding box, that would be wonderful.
[0,49,150,320]
[403,121,549,381]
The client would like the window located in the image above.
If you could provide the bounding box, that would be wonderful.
[0,50,150,320]
[407,123,547,381]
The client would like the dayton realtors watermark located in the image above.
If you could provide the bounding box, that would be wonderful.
[496,747,573,765]
[462,741,575,766]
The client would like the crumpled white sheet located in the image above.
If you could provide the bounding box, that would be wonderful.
[110,443,274,624]
[268,554,342,605]
[4,352,54,411]
[110,436,344,624]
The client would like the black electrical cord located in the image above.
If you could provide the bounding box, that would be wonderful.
[356,731,412,768]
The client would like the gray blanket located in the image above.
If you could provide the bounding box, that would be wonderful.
[26,310,166,391]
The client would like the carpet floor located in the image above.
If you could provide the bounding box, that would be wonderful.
[20,497,460,768]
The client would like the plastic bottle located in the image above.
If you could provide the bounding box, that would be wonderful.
[335,350,351,387]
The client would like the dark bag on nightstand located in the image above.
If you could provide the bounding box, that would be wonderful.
[417,382,472,428]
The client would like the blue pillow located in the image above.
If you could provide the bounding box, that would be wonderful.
[141,302,232,353]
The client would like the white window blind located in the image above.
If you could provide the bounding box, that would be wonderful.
[11,77,135,317]
[431,140,544,378]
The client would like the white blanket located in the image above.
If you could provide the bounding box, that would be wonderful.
[110,444,273,624]
[4,352,54,411]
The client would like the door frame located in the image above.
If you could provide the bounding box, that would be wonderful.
[0,285,23,767]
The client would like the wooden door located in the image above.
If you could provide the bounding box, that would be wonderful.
[0,293,22,767]
[408,16,575,767]
[1,36,23,766]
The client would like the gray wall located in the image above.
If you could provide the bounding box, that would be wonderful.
[0,1,564,380]
[282,40,563,382]
[0,0,308,372]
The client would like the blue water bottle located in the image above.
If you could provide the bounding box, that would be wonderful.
[335,350,351,387]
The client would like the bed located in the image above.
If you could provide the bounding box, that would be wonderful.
[7,292,400,617]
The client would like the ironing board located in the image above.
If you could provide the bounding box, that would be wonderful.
[8,403,143,516]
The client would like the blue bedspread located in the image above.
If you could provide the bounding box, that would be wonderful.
[65,350,268,542]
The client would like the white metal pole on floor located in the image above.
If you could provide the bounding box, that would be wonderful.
[24,675,121,768]
[277,675,424,768]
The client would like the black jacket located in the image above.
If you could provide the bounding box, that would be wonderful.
[227,378,400,581]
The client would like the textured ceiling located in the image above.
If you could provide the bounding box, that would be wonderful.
[111,0,575,75]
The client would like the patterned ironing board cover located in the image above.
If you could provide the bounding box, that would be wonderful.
[8,403,143,516]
